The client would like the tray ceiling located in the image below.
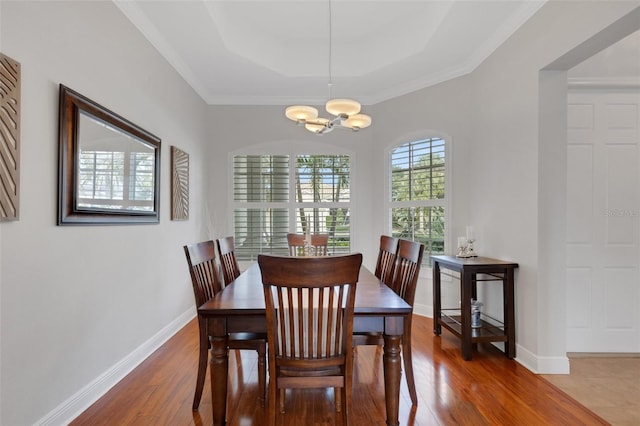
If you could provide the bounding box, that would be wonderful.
[115,0,546,105]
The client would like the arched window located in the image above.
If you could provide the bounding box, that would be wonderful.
[389,136,448,265]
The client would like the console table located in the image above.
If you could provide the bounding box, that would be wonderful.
[431,255,518,361]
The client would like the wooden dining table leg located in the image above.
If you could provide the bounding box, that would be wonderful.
[210,319,229,426]
[433,261,442,335]
[383,325,403,426]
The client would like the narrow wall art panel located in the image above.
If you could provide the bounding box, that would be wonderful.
[0,53,20,221]
[171,146,189,220]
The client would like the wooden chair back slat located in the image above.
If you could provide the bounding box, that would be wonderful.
[311,234,329,256]
[184,241,223,306]
[287,233,305,256]
[216,236,241,285]
[390,239,424,306]
[374,235,399,285]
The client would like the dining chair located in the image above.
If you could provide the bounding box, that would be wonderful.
[258,253,362,426]
[287,233,330,256]
[353,238,424,407]
[374,235,399,285]
[311,233,329,255]
[286,233,305,256]
[216,236,241,285]
[184,240,267,410]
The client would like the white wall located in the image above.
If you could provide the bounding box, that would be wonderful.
[203,2,639,375]
[469,1,639,372]
[205,77,474,318]
[0,2,209,424]
[206,105,377,266]
[1,1,639,424]
[372,76,474,315]
[200,2,640,376]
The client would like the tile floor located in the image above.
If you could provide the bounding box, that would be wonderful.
[542,356,640,426]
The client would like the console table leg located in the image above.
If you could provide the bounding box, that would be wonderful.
[505,268,516,358]
[460,270,473,361]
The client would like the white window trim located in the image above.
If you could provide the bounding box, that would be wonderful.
[228,140,356,251]
[384,131,452,268]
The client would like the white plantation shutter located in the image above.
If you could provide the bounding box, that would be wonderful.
[77,150,155,211]
[232,154,351,260]
[390,137,447,265]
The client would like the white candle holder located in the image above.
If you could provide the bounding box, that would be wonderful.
[455,237,478,258]
[466,239,477,257]
[456,236,471,258]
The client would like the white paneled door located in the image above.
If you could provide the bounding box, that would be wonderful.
[566,90,640,353]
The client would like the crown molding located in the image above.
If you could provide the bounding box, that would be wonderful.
[568,77,640,90]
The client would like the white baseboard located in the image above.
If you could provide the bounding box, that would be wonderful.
[513,344,569,374]
[513,343,538,373]
[413,302,432,318]
[534,353,571,375]
[35,309,195,426]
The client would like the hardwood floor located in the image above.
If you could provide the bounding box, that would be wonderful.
[71,315,608,425]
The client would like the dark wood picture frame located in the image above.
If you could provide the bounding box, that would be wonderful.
[58,85,161,225]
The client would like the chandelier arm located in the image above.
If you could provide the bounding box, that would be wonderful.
[301,114,346,126]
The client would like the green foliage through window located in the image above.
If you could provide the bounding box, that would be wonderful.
[233,154,351,260]
[390,138,446,265]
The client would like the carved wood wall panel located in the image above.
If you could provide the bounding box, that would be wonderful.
[171,146,189,220]
[0,53,20,221]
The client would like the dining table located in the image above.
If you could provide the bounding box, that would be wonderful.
[198,261,412,426]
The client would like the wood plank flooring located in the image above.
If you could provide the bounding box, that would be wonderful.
[71,315,609,425]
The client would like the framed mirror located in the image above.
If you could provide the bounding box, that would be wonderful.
[58,85,161,225]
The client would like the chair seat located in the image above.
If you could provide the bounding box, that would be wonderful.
[229,332,267,341]
[228,333,268,351]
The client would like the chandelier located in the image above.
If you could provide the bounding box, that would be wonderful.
[284,1,372,134]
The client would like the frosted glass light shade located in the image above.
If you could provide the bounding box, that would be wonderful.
[305,118,330,133]
[343,113,372,130]
[285,105,318,122]
[325,98,360,116]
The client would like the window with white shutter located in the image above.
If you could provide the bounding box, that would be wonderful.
[389,137,447,265]
[232,154,351,260]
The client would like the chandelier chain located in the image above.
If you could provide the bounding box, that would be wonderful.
[328,0,333,99]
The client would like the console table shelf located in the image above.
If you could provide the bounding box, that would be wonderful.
[440,311,507,342]
[431,255,518,360]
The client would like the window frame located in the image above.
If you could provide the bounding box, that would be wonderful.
[385,132,451,267]
[228,143,355,261]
